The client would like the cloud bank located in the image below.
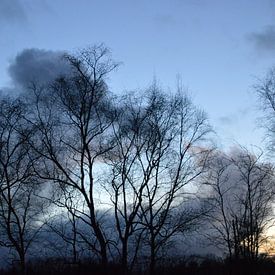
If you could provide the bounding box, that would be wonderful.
[8,48,71,88]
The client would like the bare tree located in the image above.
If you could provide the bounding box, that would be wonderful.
[0,97,45,273]
[44,185,83,264]
[230,148,274,260]
[104,84,212,275]
[103,93,157,274]
[26,45,119,266]
[201,152,234,259]
[203,147,275,262]
[255,67,275,152]
[137,85,211,275]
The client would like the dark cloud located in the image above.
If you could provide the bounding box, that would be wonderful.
[248,25,275,53]
[8,48,72,88]
[0,0,27,24]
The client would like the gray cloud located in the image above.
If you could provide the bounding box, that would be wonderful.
[153,14,177,27]
[218,115,235,126]
[218,107,250,127]
[248,25,275,53]
[0,0,27,24]
[8,48,72,88]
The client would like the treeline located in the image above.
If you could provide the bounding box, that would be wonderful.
[3,256,275,275]
[0,45,275,275]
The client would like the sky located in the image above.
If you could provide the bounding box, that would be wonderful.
[1,0,275,149]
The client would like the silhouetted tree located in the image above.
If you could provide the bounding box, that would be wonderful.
[26,45,119,266]
[231,148,274,260]
[255,67,275,152]
[104,83,212,275]
[137,84,211,275]
[45,185,82,264]
[201,152,234,259]
[203,147,275,262]
[0,97,45,273]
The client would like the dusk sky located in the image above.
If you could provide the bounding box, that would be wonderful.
[1,0,275,149]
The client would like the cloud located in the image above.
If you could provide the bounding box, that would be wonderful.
[218,115,235,126]
[218,107,250,127]
[0,0,27,24]
[153,14,177,27]
[8,48,72,88]
[248,25,275,53]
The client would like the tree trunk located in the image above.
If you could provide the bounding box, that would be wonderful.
[149,240,156,275]
[149,253,156,275]
[121,238,128,275]
[19,251,26,275]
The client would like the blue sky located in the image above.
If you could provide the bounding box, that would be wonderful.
[1,0,275,149]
